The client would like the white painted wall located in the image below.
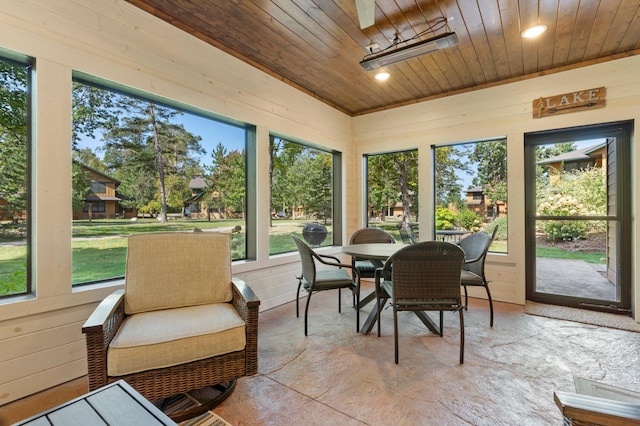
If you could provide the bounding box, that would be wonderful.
[0,0,352,404]
[352,57,639,314]
[0,0,637,406]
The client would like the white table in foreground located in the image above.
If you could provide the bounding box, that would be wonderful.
[14,380,175,425]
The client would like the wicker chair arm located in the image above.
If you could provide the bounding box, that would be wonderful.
[316,253,355,271]
[309,252,360,284]
[231,278,260,320]
[232,278,260,376]
[464,254,484,264]
[82,289,126,391]
[82,289,125,340]
[317,253,342,264]
[374,268,391,294]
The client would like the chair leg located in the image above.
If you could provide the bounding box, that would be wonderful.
[393,307,399,364]
[463,285,469,309]
[484,283,494,327]
[376,299,382,337]
[439,310,444,336]
[459,309,465,364]
[296,276,302,318]
[353,277,358,308]
[354,286,360,333]
[338,288,342,313]
[304,291,313,336]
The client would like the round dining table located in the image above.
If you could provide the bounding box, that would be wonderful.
[341,242,443,336]
[341,242,409,260]
[341,243,410,334]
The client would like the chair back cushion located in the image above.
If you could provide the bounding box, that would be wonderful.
[124,232,232,314]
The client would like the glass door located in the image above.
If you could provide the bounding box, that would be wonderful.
[524,122,632,314]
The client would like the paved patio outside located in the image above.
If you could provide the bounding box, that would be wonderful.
[535,257,616,301]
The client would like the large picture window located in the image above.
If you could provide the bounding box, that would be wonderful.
[71,77,251,286]
[433,139,507,251]
[269,135,337,254]
[364,150,418,243]
[0,55,31,297]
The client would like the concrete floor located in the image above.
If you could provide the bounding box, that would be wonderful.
[3,284,640,425]
[215,288,640,425]
[536,257,616,301]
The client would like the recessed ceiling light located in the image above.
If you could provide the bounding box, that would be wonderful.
[375,71,390,81]
[521,24,548,39]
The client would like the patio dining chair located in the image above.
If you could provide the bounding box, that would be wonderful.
[348,227,396,290]
[291,234,360,336]
[375,241,466,364]
[458,226,498,327]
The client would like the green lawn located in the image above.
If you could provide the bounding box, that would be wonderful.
[71,218,242,237]
[1,218,336,294]
[0,219,605,296]
[535,246,605,264]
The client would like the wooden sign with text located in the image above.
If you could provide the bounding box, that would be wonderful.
[533,87,606,118]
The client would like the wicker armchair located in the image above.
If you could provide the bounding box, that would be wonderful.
[291,233,360,336]
[348,227,395,290]
[82,232,259,421]
[375,241,465,364]
[458,226,498,326]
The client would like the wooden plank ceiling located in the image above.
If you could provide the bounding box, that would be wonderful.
[126,0,640,116]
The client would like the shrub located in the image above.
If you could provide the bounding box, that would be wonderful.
[537,193,589,241]
[436,207,455,230]
[455,209,482,232]
[485,217,507,240]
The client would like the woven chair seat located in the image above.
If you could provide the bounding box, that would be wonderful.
[460,269,484,285]
[353,259,381,275]
[301,269,354,290]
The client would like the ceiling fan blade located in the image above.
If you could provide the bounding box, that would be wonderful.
[355,0,375,29]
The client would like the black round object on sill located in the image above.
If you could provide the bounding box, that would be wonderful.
[302,223,327,246]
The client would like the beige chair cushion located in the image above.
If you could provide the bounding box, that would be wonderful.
[108,303,245,376]
[124,232,232,314]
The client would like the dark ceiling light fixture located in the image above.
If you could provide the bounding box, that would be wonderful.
[360,32,458,70]
[359,17,457,71]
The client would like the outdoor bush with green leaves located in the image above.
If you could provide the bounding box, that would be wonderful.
[538,193,590,241]
[537,166,606,240]
[455,209,482,232]
[436,207,455,230]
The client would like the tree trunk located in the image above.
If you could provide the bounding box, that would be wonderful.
[149,104,168,223]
